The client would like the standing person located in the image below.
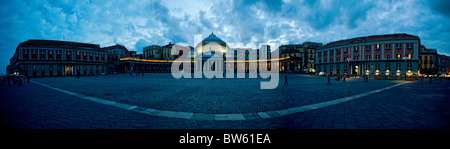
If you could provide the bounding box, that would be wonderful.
[284,75,288,85]
[327,75,331,85]
[343,74,346,82]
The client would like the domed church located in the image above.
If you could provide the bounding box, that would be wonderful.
[192,32,232,73]
[195,32,229,56]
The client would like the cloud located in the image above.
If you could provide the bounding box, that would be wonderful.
[1,0,450,75]
[427,0,450,18]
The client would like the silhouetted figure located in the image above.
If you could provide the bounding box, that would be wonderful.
[25,71,29,83]
[327,75,331,85]
[284,75,288,85]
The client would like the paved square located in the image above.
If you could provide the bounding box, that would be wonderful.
[1,73,449,129]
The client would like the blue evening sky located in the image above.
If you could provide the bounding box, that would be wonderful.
[1,0,450,74]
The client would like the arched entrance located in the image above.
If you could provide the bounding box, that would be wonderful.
[66,66,73,76]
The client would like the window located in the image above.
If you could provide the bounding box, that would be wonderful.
[407,63,412,70]
[386,53,391,59]
[354,46,359,52]
[408,54,412,59]
[397,54,401,59]
[344,65,347,71]
[396,63,401,70]
[375,63,380,69]
[376,44,380,50]
[41,65,45,70]
[396,43,402,49]
[376,55,380,60]
[408,43,412,49]
[366,45,371,51]
[366,55,371,60]
[386,63,390,70]
[330,65,333,71]
[385,44,390,50]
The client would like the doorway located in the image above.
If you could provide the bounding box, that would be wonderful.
[66,66,73,76]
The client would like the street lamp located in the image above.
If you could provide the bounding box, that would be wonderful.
[403,56,409,80]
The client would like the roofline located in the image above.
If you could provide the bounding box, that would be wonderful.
[319,33,420,50]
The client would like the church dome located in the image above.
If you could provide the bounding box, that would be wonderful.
[195,32,229,56]
[201,32,227,46]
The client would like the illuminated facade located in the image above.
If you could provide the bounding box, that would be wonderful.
[418,45,438,75]
[277,42,322,73]
[121,32,278,74]
[9,40,107,77]
[315,33,420,77]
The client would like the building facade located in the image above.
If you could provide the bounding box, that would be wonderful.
[9,40,107,77]
[102,44,130,73]
[437,54,450,76]
[120,33,277,74]
[315,33,420,78]
[277,42,322,73]
[143,45,162,59]
[418,45,438,75]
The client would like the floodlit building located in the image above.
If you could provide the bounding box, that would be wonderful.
[9,39,107,77]
[315,33,421,78]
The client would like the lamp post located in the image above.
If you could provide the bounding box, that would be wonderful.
[403,57,409,80]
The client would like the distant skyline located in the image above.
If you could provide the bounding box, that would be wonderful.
[1,0,450,74]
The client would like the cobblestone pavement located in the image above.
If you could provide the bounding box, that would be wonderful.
[27,73,398,114]
[1,74,449,129]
